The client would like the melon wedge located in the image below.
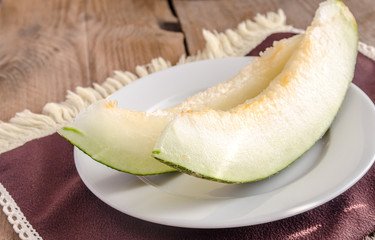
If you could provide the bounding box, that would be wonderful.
[58,35,302,175]
[153,0,358,183]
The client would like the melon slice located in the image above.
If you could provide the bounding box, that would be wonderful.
[152,0,358,183]
[58,35,302,175]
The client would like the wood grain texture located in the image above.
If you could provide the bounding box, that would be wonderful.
[84,0,184,84]
[173,0,375,55]
[1,0,374,239]
[0,0,184,122]
[0,0,89,122]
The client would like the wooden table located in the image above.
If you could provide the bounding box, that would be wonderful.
[0,0,373,238]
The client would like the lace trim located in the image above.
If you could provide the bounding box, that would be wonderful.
[0,9,374,240]
[0,183,42,239]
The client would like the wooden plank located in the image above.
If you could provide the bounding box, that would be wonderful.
[85,0,185,84]
[173,0,375,55]
[0,0,184,122]
[0,0,89,122]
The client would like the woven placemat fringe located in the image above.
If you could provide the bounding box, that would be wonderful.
[0,10,291,155]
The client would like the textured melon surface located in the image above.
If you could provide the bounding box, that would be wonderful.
[58,34,302,175]
[153,0,358,183]
[172,34,303,111]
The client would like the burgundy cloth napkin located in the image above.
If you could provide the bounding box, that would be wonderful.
[1,33,375,240]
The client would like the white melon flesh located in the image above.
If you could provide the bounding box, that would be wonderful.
[172,34,303,111]
[61,101,175,174]
[153,0,358,183]
[58,35,302,175]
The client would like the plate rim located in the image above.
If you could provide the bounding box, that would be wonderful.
[74,57,375,229]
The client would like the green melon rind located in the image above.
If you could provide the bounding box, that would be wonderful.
[152,129,330,184]
[59,127,177,176]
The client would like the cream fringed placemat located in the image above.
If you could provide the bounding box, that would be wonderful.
[0,10,292,155]
[1,10,375,240]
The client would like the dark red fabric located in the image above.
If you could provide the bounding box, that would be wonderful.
[1,33,375,240]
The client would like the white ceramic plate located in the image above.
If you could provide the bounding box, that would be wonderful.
[74,57,375,228]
